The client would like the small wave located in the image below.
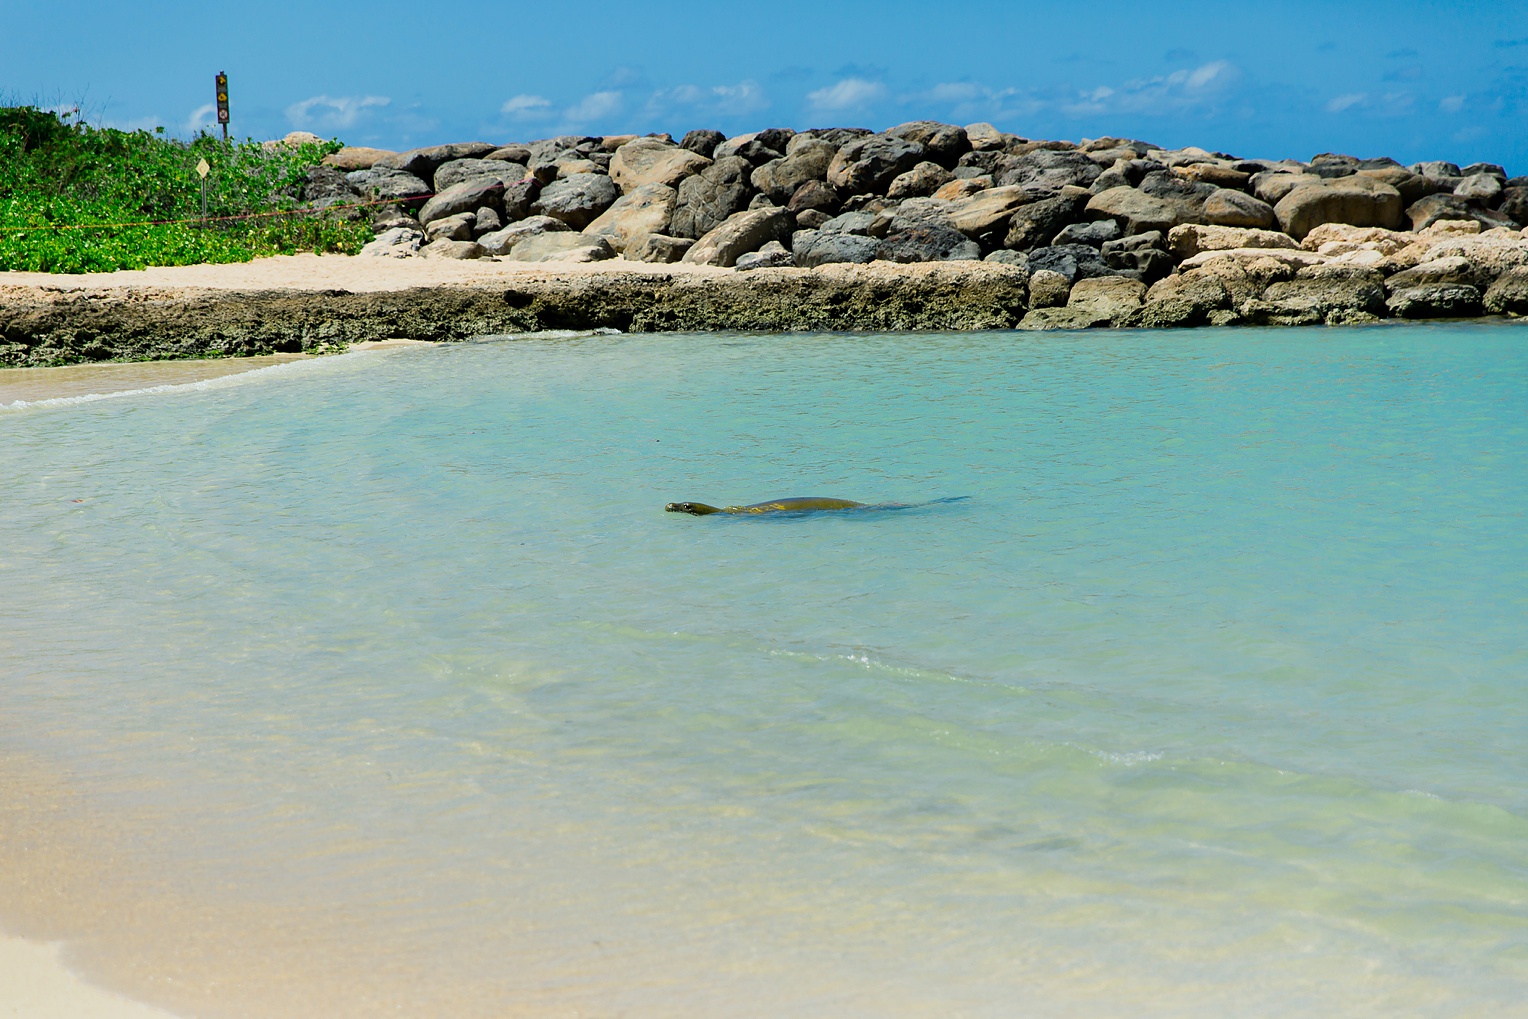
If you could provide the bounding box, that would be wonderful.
[470,328,623,343]
[0,347,394,413]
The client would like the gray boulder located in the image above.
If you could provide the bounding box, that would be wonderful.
[671,156,755,239]
[1139,269,1233,327]
[681,207,795,266]
[1053,219,1120,247]
[419,176,515,226]
[1411,161,1463,179]
[1484,267,1528,315]
[528,173,620,229]
[1028,243,1113,282]
[795,209,831,229]
[1455,174,1504,206]
[787,179,841,214]
[375,143,496,181]
[994,149,1102,191]
[1358,166,1437,205]
[679,129,725,157]
[984,249,1030,269]
[435,158,526,192]
[792,230,881,267]
[886,161,955,199]
[1405,193,1493,230]
[1501,187,1528,226]
[945,185,1032,237]
[473,207,502,236]
[736,241,794,271]
[827,134,926,194]
[1386,284,1484,319]
[475,215,570,255]
[1027,269,1071,307]
[358,226,423,258]
[751,140,837,204]
[1243,265,1387,325]
[885,121,970,167]
[1460,162,1506,178]
[1086,186,1187,236]
[506,232,615,262]
[1202,189,1277,229]
[876,225,981,262]
[346,167,431,209]
[1251,171,1325,205]
[300,166,362,206]
[1004,196,1080,250]
[485,144,532,164]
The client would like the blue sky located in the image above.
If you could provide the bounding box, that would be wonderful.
[4,0,1526,172]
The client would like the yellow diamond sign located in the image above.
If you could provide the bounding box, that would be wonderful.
[196,158,210,179]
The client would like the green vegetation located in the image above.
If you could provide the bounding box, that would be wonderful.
[0,106,373,273]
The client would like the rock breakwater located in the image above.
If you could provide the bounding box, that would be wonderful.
[4,122,1527,364]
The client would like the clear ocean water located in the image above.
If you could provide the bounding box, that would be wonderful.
[2,324,1526,1018]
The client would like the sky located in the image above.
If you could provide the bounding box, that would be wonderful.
[4,0,1527,172]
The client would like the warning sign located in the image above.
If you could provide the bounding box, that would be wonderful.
[215,72,230,125]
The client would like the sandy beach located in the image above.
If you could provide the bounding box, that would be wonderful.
[0,935,179,1019]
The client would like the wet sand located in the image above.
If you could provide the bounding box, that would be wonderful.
[0,355,309,405]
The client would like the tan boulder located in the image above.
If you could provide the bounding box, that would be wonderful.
[322,146,396,171]
[934,178,992,200]
[1065,276,1147,325]
[945,186,1032,236]
[1274,177,1404,239]
[507,233,615,262]
[1300,224,1414,254]
[1167,224,1299,259]
[610,138,712,192]
[681,207,794,267]
[582,183,678,255]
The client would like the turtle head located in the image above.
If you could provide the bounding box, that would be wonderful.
[666,501,721,515]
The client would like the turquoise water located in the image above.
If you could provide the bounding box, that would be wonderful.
[2,325,1526,1017]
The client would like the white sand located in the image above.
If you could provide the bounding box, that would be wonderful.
[0,935,178,1019]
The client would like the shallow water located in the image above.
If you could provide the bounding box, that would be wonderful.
[2,324,1526,1017]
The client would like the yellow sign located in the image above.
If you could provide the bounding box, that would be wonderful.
[196,158,210,179]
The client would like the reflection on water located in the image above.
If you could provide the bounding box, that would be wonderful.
[1,325,1525,1018]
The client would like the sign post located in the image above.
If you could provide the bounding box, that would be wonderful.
[215,71,230,143]
[197,158,210,223]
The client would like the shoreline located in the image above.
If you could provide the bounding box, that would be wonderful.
[0,933,180,1019]
[3,234,1526,368]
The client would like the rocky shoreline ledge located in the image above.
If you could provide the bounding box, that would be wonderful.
[5,121,1528,365]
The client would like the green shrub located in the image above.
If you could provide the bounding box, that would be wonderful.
[0,107,374,273]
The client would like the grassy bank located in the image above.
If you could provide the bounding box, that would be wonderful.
[0,107,372,273]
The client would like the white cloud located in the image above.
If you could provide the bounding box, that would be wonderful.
[186,102,217,132]
[1440,94,1465,113]
[285,94,390,131]
[1326,93,1368,113]
[1062,60,1242,117]
[563,90,624,125]
[646,80,769,119]
[806,77,886,113]
[502,94,553,119]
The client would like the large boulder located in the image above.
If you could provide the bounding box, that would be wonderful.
[1167,224,1299,259]
[610,138,712,192]
[322,146,396,171]
[886,161,955,200]
[1004,196,1081,250]
[1027,243,1113,282]
[681,207,795,267]
[1251,171,1325,205]
[1064,275,1147,326]
[581,182,678,255]
[1357,166,1437,205]
[885,121,970,167]
[435,158,527,192]
[827,134,926,194]
[1385,255,1489,292]
[792,229,881,267]
[506,232,615,262]
[1455,174,1504,205]
[375,143,496,181]
[528,173,620,229]
[994,149,1103,191]
[418,176,515,226]
[346,167,431,209]
[679,129,725,157]
[1242,264,1387,325]
[1484,267,1528,314]
[876,225,980,262]
[1086,186,1187,235]
[1138,269,1232,327]
[671,156,755,239]
[751,140,837,204]
[714,129,795,162]
[1202,189,1277,229]
[1501,187,1528,226]
[945,185,1032,237]
[787,179,841,214]
[476,215,570,255]
[1386,284,1483,319]
[358,225,423,258]
[419,238,485,259]
[1406,193,1494,231]
[631,234,694,263]
[1274,177,1404,239]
